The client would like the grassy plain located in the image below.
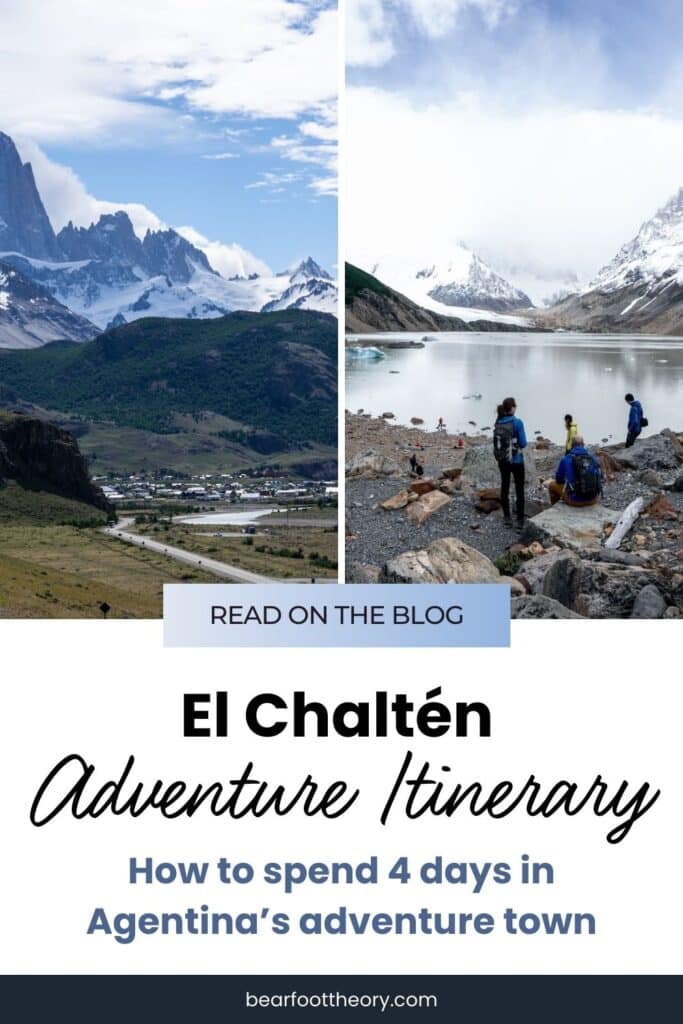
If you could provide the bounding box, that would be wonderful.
[135,517,339,579]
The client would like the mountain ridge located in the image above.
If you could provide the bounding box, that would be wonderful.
[0,130,337,345]
[543,186,683,334]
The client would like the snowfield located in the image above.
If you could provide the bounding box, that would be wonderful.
[368,247,533,322]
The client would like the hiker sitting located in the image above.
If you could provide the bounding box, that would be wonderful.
[548,435,602,507]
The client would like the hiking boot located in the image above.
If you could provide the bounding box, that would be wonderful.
[503,516,513,527]
[515,518,525,533]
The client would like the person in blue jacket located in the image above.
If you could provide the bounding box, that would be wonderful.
[548,435,602,506]
[625,393,644,447]
[493,396,527,529]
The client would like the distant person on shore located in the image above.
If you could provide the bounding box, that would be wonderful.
[624,393,647,447]
[548,435,602,506]
[493,396,527,530]
[564,413,579,453]
[436,416,446,431]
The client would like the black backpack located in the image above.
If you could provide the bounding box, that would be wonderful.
[570,453,600,501]
[493,420,516,463]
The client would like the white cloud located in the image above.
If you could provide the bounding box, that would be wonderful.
[0,1,336,134]
[346,87,683,285]
[175,226,272,278]
[201,152,238,161]
[401,0,515,37]
[13,139,274,276]
[347,0,516,66]
[15,138,164,237]
[347,0,395,67]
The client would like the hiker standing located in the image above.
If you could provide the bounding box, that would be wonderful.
[436,416,446,431]
[548,435,602,506]
[625,393,647,447]
[564,413,579,453]
[493,396,527,530]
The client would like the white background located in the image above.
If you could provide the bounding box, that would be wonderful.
[1,620,680,974]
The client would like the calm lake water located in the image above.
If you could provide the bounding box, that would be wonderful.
[346,332,683,444]
[176,508,277,526]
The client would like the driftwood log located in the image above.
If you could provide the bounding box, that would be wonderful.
[603,496,646,550]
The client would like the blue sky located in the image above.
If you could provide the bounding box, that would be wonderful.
[0,0,337,275]
[346,0,683,298]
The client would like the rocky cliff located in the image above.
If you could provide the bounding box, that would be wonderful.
[0,132,62,259]
[0,412,112,513]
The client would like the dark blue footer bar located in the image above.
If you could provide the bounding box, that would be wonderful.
[1,976,679,1022]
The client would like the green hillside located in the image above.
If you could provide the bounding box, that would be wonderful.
[345,263,392,303]
[0,309,337,447]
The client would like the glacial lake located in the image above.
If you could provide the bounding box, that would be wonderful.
[346,332,683,444]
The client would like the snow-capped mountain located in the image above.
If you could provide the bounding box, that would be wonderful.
[261,259,336,314]
[591,187,683,295]
[369,246,532,316]
[0,260,97,349]
[0,131,336,345]
[547,187,683,334]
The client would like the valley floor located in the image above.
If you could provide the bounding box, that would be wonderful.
[0,523,223,619]
[0,489,339,618]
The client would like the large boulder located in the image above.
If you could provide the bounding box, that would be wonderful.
[346,562,381,583]
[346,448,403,478]
[405,489,451,525]
[515,549,575,595]
[611,432,682,473]
[381,536,502,584]
[541,555,681,618]
[511,595,584,619]
[381,489,411,511]
[524,503,616,552]
[630,584,667,619]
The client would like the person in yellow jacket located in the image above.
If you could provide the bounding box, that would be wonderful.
[564,413,579,453]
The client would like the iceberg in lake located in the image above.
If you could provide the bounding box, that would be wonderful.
[346,346,386,360]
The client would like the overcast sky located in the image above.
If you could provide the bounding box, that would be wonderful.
[0,0,337,274]
[346,0,683,296]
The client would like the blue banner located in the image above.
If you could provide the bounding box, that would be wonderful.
[163,584,510,647]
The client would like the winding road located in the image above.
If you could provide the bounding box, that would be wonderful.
[103,519,335,584]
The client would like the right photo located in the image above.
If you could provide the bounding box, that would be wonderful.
[344,0,683,619]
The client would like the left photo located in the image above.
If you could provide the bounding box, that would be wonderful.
[0,1,338,618]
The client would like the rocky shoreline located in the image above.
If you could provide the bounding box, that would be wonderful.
[345,412,683,618]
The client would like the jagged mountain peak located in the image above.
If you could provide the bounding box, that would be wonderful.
[57,210,140,264]
[287,256,332,282]
[371,248,532,314]
[0,130,62,260]
[0,129,336,343]
[141,226,217,281]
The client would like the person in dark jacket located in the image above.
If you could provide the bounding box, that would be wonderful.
[494,396,527,530]
[548,435,602,506]
[625,393,643,447]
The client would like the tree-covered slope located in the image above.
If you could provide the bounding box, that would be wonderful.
[0,309,337,446]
